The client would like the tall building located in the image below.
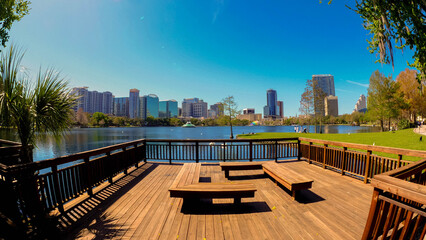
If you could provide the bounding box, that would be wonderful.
[353,94,367,113]
[129,89,140,119]
[71,87,113,114]
[192,100,208,118]
[324,96,339,117]
[210,103,224,118]
[140,94,159,119]
[159,100,178,118]
[277,101,284,118]
[243,108,255,114]
[312,74,335,96]
[113,97,129,117]
[181,98,200,118]
[264,89,279,118]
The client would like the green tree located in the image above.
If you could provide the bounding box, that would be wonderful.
[221,96,240,139]
[0,46,76,163]
[0,0,31,48]
[396,68,426,121]
[91,112,109,126]
[355,1,426,87]
[169,117,183,126]
[367,70,406,131]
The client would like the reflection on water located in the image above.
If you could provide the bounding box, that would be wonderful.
[0,125,381,162]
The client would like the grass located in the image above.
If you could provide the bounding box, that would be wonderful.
[238,128,426,161]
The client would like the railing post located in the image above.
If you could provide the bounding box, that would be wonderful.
[341,147,347,176]
[169,142,172,164]
[223,142,226,162]
[297,139,301,161]
[322,144,328,169]
[122,147,128,175]
[107,152,113,184]
[308,142,312,164]
[52,165,64,213]
[84,157,93,196]
[195,142,199,163]
[361,188,383,240]
[275,141,278,162]
[364,150,372,184]
[397,154,402,168]
[134,144,139,168]
[143,140,147,163]
[249,141,253,162]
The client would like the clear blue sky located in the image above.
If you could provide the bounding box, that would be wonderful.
[9,0,415,116]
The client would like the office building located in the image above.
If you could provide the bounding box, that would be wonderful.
[354,94,367,113]
[243,108,255,115]
[140,94,159,119]
[181,98,199,118]
[113,97,129,117]
[192,100,208,118]
[71,87,113,114]
[159,100,178,118]
[277,101,284,118]
[210,103,224,118]
[264,89,280,119]
[312,74,335,96]
[324,96,339,117]
[237,113,262,122]
[129,89,140,119]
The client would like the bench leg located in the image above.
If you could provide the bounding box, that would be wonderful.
[292,190,297,200]
[225,170,229,178]
[234,198,241,204]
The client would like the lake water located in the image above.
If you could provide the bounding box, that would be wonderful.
[0,125,380,162]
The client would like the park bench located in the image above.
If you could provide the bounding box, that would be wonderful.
[169,163,257,204]
[219,162,263,178]
[262,162,313,200]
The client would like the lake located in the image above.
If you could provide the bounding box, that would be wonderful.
[0,125,380,162]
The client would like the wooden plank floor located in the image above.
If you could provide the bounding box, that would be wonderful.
[65,160,373,240]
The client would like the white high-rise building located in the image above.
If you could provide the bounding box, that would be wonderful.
[353,94,367,113]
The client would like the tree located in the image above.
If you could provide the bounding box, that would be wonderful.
[221,96,240,139]
[0,45,76,163]
[396,68,426,121]
[0,0,31,48]
[299,80,314,131]
[355,1,426,87]
[367,70,406,131]
[91,112,108,126]
[76,107,89,126]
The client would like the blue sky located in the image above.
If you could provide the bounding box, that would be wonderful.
[9,0,415,116]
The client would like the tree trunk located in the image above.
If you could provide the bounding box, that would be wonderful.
[380,119,384,132]
[230,118,234,139]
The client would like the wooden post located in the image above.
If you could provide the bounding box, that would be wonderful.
[143,140,147,163]
[322,144,328,169]
[122,147,128,175]
[275,141,278,162]
[134,144,139,168]
[223,141,226,162]
[397,154,402,168]
[308,142,312,164]
[249,141,253,162]
[297,140,301,161]
[52,165,64,213]
[84,157,93,196]
[361,188,383,240]
[107,152,113,184]
[195,142,199,163]
[364,150,372,184]
[341,147,347,176]
[169,142,172,164]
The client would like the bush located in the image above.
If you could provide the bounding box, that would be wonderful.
[397,119,411,129]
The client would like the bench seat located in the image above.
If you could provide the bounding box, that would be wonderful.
[169,163,257,204]
[263,162,313,200]
[219,162,263,178]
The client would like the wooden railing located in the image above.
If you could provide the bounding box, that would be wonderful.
[0,139,22,165]
[299,138,426,183]
[362,159,426,239]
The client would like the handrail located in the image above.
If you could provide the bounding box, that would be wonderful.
[299,137,426,158]
[0,139,21,146]
[145,138,299,143]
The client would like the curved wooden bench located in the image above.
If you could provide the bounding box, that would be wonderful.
[263,162,313,200]
[169,163,256,204]
[219,162,263,178]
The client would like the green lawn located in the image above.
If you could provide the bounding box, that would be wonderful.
[238,128,426,161]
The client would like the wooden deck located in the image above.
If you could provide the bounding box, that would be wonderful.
[64,160,373,240]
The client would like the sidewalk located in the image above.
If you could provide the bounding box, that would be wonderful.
[414,125,426,136]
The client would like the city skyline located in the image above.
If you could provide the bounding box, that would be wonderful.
[8,0,416,116]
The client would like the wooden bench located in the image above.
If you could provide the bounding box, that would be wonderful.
[219,162,263,178]
[169,163,257,204]
[262,162,313,200]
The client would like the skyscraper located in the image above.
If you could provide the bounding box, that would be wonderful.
[71,87,113,114]
[140,94,159,119]
[312,74,335,96]
[159,100,178,118]
[113,97,129,117]
[264,89,279,118]
[354,94,367,113]
[277,101,284,118]
[181,98,200,118]
[102,91,113,114]
[210,103,224,118]
[129,89,140,119]
[192,100,208,118]
[324,96,339,117]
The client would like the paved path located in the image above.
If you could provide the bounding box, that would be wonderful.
[414,125,426,136]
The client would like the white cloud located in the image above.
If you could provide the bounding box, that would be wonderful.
[346,80,369,88]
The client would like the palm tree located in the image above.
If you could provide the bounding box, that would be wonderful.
[0,45,76,163]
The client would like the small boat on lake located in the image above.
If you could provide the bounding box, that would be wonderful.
[182,122,196,128]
